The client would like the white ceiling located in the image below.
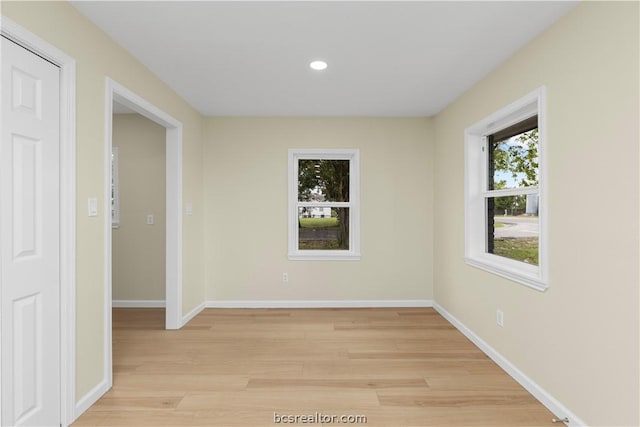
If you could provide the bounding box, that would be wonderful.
[72,1,577,117]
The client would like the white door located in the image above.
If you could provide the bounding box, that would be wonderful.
[1,36,61,427]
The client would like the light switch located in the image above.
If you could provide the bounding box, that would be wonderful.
[88,198,98,217]
[186,202,193,216]
[146,214,154,225]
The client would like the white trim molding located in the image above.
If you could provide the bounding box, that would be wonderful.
[206,300,433,309]
[464,86,548,291]
[74,379,109,422]
[182,302,206,326]
[288,148,361,261]
[433,302,586,427]
[112,300,166,308]
[105,78,184,333]
[0,16,77,427]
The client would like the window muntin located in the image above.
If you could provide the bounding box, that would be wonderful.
[464,87,547,290]
[288,149,360,260]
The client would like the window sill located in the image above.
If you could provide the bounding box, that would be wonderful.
[289,251,361,261]
[464,256,547,292]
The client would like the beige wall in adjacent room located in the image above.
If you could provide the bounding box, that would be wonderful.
[433,2,639,426]
[2,1,206,399]
[204,118,434,302]
[112,114,166,301]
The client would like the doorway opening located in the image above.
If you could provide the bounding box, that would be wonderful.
[111,109,166,308]
[104,78,183,390]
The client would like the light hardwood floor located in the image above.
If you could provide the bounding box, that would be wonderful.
[73,308,557,426]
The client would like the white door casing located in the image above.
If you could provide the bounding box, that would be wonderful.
[0,36,61,426]
[105,79,183,334]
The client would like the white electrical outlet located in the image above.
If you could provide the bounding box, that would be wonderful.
[496,309,504,327]
[282,273,289,283]
[146,214,154,225]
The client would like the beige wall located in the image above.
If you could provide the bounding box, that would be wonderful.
[112,114,166,301]
[433,2,639,426]
[4,1,639,425]
[2,1,206,399]
[204,118,434,302]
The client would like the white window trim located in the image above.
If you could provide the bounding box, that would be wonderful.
[464,87,548,291]
[111,146,120,228]
[288,148,361,261]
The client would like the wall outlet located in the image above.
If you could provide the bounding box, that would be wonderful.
[282,273,289,283]
[496,309,504,327]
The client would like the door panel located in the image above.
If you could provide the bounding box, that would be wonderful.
[12,293,42,421]
[12,134,42,259]
[11,66,43,118]
[1,36,61,427]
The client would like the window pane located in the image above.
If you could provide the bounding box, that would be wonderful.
[489,128,538,190]
[111,147,119,225]
[298,207,349,250]
[487,195,539,265]
[298,159,349,202]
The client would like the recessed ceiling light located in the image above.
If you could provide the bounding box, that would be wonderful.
[310,60,328,71]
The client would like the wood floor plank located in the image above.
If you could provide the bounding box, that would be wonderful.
[334,323,456,331]
[425,373,526,391]
[246,378,428,390]
[111,373,249,392]
[376,389,539,408]
[176,389,381,411]
[73,308,558,426]
[348,351,489,360]
[88,396,184,412]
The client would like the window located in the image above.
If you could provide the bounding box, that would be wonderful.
[464,87,547,290]
[111,146,120,228]
[288,149,360,260]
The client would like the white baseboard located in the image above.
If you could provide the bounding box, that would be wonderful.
[74,378,110,422]
[205,299,433,309]
[433,302,586,427]
[112,300,165,308]
[181,301,206,326]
